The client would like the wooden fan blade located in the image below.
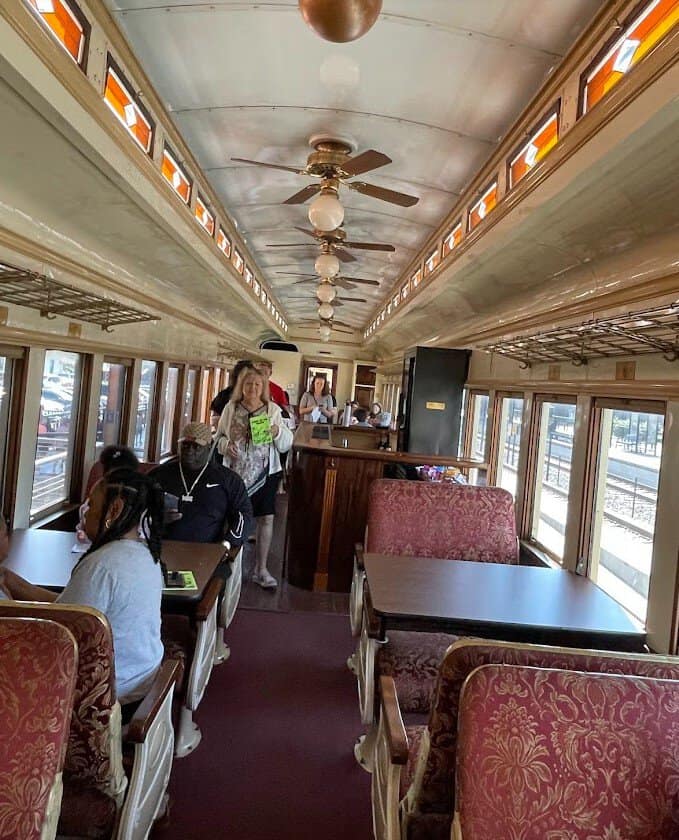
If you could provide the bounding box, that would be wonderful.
[333,320,357,329]
[293,279,315,285]
[293,226,321,239]
[333,278,356,291]
[341,149,391,177]
[231,157,305,175]
[334,248,356,263]
[347,181,419,207]
[336,296,367,303]
[344,241,395,252]
[275,272,316,278]
[283,184,321,205]
[266,243,314,248]
[340,276,380,286]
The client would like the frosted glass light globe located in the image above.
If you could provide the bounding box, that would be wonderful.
[315,253,340,278]
[318,302,334,320]
[308,193,344,231]
[316,282,336,303]
[320,333,330,343]
[319,324,332,340]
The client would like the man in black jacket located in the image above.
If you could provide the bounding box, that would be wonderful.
[151,421,253,551]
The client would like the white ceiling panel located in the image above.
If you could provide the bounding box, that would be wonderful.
[105,0,607,327]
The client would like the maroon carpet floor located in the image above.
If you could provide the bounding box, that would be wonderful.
[154,609,373,839]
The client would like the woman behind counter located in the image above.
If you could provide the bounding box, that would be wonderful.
[299,375,335,424]
[217,368,293,589]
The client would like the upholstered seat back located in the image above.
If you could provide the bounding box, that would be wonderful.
[366,480,518,564]
[455,665,679,839]
[416,639,679,818]
[85,460,159,498]
[0,616,78,840]
[0,602,126,837]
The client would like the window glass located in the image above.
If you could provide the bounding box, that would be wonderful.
[27,0,87,65]
[442,222,462,259]
[469,182,497,231]
[133,360,156,459]
[160,366,179,455]
[161,147,191,204]
[96,362,127,452]
[32,350,81,517]
[496,396,524,498]
[509,111,559,188]
[470,393,489,460]
[182,368,197,429]
[589,407,664,622]
[0,357,13,499]
[531,400,576,561]
[104,62,153,154]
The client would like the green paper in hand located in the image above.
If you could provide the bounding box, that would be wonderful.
[250,414,273,445]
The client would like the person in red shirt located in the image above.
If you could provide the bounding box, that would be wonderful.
[256,361,289,411]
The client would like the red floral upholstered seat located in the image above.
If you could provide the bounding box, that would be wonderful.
[455,664,679,839]
[0,600,179,839]
[0,616,78,840]
[0,602,125,838]
[356,481,518,725]
[372,639,679,840]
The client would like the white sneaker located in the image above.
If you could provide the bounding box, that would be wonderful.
[252,570,277,589]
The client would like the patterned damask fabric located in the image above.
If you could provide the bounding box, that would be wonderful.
[378,632,459,714]
[400,725,427,800]
[456,665,679,839]
[0,618,77,840]
[0,602,127,837]
[366,480,518,564]
[418,641,679,818]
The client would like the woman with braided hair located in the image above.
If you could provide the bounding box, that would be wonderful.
[0,468,165,707]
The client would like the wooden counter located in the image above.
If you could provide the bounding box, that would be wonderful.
[285,423,483,592]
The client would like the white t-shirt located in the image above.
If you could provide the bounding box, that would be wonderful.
[58,539,164,704]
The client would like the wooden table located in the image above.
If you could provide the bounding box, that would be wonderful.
[4,529,224,611]
[364,554,647,652]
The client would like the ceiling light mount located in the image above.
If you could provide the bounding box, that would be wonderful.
[299,0,382,43]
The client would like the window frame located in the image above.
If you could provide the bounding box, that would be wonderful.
[507,101,561,190]
[135,358,160,462]
[468,180,498,232]
[96,355,133,454]
[104,55,155,155]
[522,393,578,563]
[217,227,231,258]
[578,0,679,117]
[462,389,490,462]
[577,397,666,594]
[26,0,90,68]
[0,346,27,525]
[487,391,524,490]
[442,220,463,259]
[161,144,192,205]
[233,249,244,275]
[194,194,215,237]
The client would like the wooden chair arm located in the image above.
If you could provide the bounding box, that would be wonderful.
[379,675,409,765]
[355,543,365,570]
[126,659,181,743]
[195,577,223,621]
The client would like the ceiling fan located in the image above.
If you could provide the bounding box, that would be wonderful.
[276,272,380,291]
[268,226,394,264]
[233,137,419,208]
[298,318,355,334]
[284,295,367,307]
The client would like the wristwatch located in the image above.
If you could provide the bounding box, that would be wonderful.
[222,539,232,552]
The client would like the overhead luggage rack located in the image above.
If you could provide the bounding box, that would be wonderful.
[481,303,679,367]
[0,262,158,331]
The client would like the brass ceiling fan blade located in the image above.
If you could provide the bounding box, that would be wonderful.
[341,149,392,177]
[333,278,357,291]
[347,180,419,207]
[334,248,356,263]
[282,184,322,205]
[231,157,306,175]
[344,240,395,252]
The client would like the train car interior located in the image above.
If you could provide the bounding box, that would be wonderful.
[0,0,678,837]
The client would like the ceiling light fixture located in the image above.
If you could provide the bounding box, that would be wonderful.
[316,281,336,303]
[318,302,334,320]
[308,190,344,231]
[319,323,332,340]
[299,0,382,43]
[315,252,340,278]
